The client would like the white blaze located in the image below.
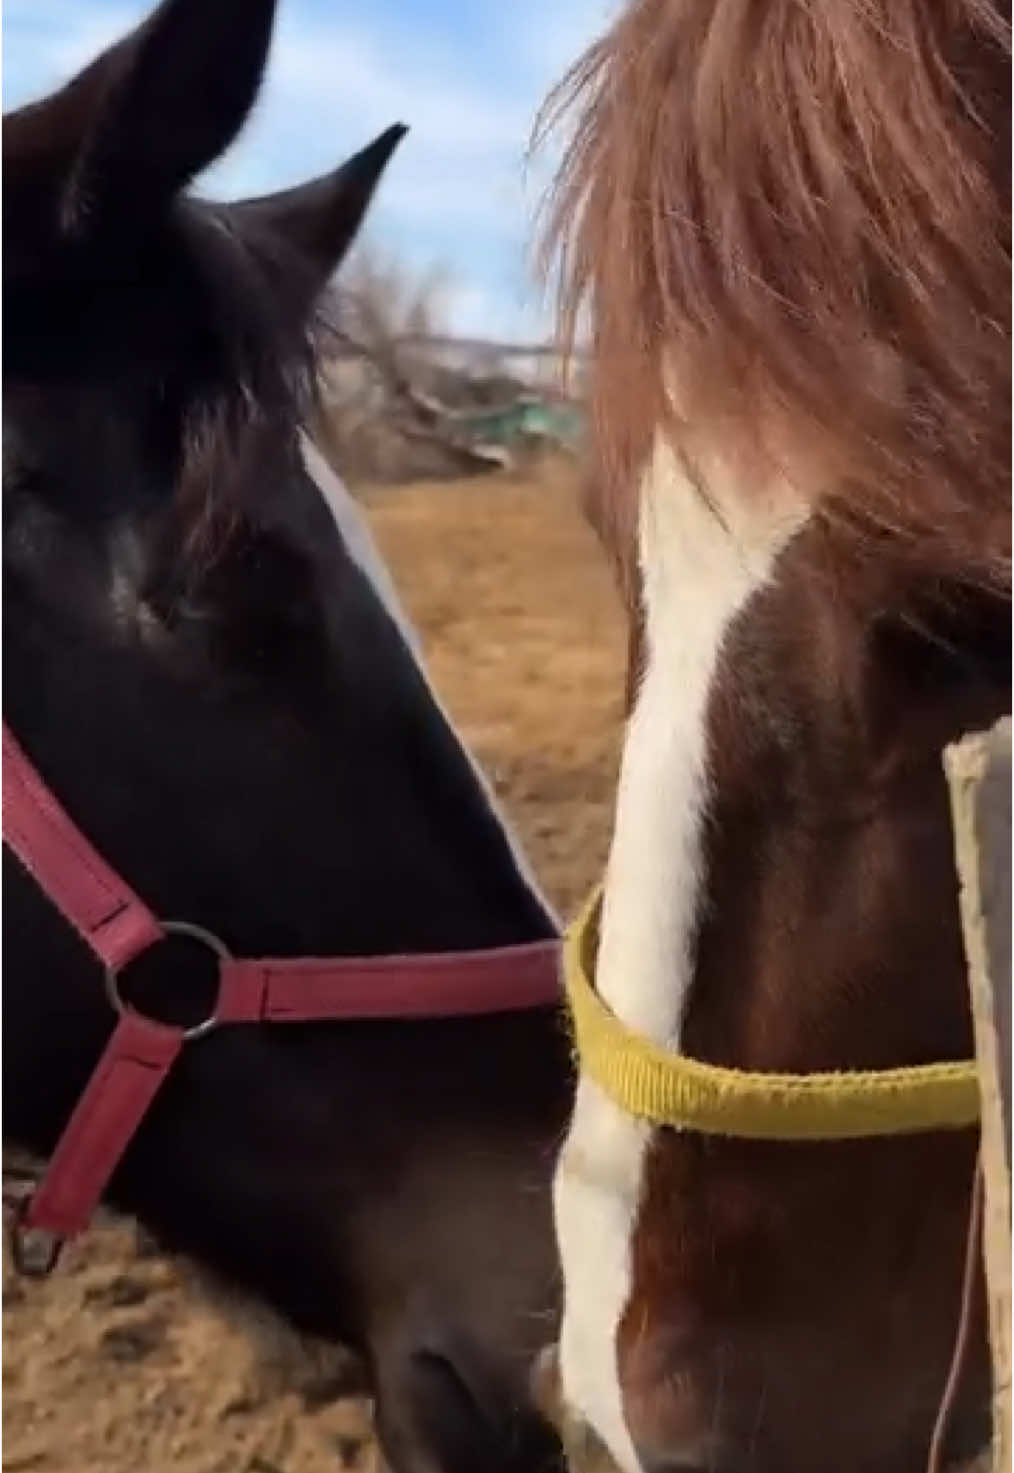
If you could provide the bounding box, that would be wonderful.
[554,437,806,1470]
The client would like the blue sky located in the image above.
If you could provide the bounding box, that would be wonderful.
[3,0,618,340]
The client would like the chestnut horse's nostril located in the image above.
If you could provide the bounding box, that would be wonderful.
[636,1446,747,1473]
[530,1342,631,1472]
[618,1315,746,1473]
[635,1454,716,1473]
[639,1463,711,1473]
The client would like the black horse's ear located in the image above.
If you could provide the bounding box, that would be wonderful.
[229,125,408,304]
[51,0,277,235]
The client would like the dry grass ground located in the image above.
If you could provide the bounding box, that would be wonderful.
[2,460,628,1473]
[362,459,626,918]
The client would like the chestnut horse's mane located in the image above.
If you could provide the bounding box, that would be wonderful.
[537,0,1011,599]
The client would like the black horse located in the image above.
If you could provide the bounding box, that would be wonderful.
[3,2,570,1469]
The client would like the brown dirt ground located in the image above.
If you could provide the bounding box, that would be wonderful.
[2,460,628,1473]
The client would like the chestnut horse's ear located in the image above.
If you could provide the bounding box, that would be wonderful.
[229,125,409,303]
[6,0,277,237]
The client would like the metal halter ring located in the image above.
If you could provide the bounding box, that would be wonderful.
[104,920,231,1042]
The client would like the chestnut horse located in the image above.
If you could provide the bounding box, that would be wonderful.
[3,3,572,1470]
[539,2,1010,1470]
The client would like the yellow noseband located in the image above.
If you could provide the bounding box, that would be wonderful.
[563,888,980,1140]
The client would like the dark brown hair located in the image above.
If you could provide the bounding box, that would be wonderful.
[537,0,1011,594]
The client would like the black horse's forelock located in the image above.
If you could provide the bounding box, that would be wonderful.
[175,202,319,451]
[112,194,338,593]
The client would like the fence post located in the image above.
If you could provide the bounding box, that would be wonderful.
[945,717,1011,1473]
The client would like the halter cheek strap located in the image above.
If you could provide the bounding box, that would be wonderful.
[2,725,561,1268]
[563,887,980,1139]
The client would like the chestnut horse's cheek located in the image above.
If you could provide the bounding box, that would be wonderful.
[552,1077,651,1473]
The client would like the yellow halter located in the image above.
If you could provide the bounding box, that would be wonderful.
[563,888,980,1140]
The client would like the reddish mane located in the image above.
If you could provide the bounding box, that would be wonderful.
[537,0,1011,594]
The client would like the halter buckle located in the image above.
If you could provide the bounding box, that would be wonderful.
[8,1198,64,1278]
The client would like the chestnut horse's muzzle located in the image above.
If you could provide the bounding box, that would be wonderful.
[531,1344,624,1473]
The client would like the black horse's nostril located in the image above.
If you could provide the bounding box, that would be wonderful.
[413,1347,494,1435]
[393,1346,563,1473]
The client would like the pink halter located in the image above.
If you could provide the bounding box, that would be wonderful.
[2,723,561,1271]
